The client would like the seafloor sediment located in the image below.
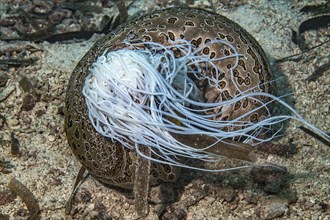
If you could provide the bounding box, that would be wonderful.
[0,0,329,219]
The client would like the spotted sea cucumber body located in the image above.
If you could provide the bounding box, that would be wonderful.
[64,7,274,189]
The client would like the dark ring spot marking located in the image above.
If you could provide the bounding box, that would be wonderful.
[233,69,239,77]
[142,35,151,41]
[234,101,241,110]
[74,129,80,139]
[168,32,175,41]
[147,28,158,32]
[242,99,249,108]
[217,24,224,29]
[168,173,175,181]
[163,164,171,173]
[226,35,234,42]
[72,142,77,151]
[185,21,195,26]
[237,77,244,85]
[167,17,178,24]
[245,77,251,85]
[250,113,258,122]
[138,28,146,33]
[203,47,210,55]
[219,81,226,89]
[185,14,196,18]
[218,33,225,39]
[205,19,214,26]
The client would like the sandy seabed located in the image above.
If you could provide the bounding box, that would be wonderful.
[0,0,329,219]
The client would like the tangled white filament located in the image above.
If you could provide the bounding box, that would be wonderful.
[82,39,329,171]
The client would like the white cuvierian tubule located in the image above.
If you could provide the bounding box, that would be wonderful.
[82,39,330,171]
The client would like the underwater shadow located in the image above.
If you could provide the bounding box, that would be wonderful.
[267,60,296,142]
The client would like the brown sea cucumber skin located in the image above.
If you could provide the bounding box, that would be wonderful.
[64,7,273,190]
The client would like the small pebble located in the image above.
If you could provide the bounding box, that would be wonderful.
[7,118,19,126]
[250,165,288,194]
[19,76,33,93]
[256,202,288,219]
[22,94,37,111]
[10,132,20,156]
[48,135,56,142]
[308,81,316,90]
[0,72,9,87]
[311,109,317,115]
